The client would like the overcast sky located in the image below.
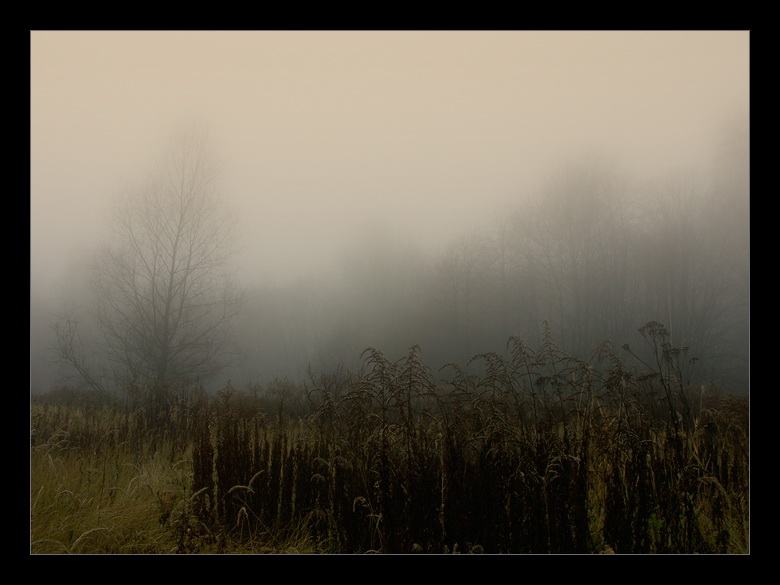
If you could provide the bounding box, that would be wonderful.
[30,30,749,293]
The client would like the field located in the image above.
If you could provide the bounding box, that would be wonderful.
[30,325,749,554]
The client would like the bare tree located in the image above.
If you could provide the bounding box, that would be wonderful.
[52,308,107,393]
[56,129,242,391]
[432,230,494,360]
[519,160,637,358]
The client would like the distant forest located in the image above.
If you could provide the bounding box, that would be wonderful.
[231,130,748,394]
[31,122,749,396]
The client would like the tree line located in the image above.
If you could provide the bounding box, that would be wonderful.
[48,120,749,398]
[233,132,748,393]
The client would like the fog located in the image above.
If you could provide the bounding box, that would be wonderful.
[30,31,749,395]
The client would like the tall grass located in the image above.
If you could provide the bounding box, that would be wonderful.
[31,323,748,553]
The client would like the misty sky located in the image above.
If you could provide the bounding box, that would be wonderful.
[30,30,749,294]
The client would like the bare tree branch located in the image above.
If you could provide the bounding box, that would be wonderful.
[54,128,242,391]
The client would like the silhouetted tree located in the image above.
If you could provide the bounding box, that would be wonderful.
[433,230,494,361]
[521,160,637,357]
[54,128,242,392]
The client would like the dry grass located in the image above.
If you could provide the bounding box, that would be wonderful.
[31,432,190,553]
[31,324,749,554]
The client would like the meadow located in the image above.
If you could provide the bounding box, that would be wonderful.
[30,323,749,554]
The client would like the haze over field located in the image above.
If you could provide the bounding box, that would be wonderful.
[30,31,750,395]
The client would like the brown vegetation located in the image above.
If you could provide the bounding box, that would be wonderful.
[31,323,748,554]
